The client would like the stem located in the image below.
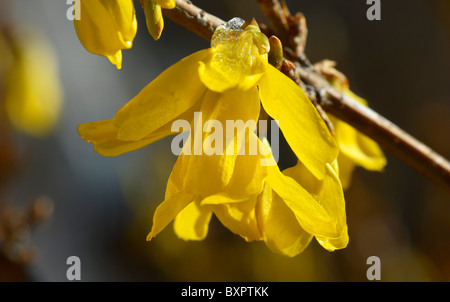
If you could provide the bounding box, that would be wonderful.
[256,0,290,45]
[303,69,450,192]
[162,0,450,193]
[162,0,224,41]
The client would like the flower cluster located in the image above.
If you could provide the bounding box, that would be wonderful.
[79,19,349,256]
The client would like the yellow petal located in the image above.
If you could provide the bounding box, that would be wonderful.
[212,197,263,242]
[224,138,269,198]
[78,99,201,156]
[115,49,209,141]
[198,30,266,92]
[143,1,164,40]
[147,192,196,240]
[74,0,137,69]
[173,200,212,240]
[257,184,313,257]
[201,193,246,205]
[316,225,349,251]
[284,161,349,250]
[173,87,262,198]
[78,119,169,156]
[335,153,356,190]
[154,0,176,9]
[334,118,386,171]
[107,51,122,69]
[258,64,338,180]
[356,132,387,170]
[266,165,339,238]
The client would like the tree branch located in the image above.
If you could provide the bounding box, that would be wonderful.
[163,0,450,193]
[162,0,223,41]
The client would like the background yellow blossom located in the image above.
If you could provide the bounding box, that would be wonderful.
[2,28,62,137]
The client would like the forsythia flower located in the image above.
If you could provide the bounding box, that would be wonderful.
[74,0,138,69]
[78,19,348,256]
[1,29,62,137]
[316,60,387,189]
[140,0,176,40]
[152,134,348,257]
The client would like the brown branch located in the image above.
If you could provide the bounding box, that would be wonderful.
[162,0,223,41]
[326,91,450,193]
[297,66,450,192]
[257,0,308,58]
[256,0,290,45]
[163,0,450,193]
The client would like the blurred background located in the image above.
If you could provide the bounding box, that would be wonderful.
[0,0,449,281]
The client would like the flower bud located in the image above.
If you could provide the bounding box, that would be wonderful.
[143,0,164,40]
[268,36,283,69]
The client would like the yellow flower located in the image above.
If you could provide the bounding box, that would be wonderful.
[78,19,345,256]
[152,133,274,244]
[150,135,348,257]
[79,20,337,178]
[331,91,387,189]
[74,0,138,69]
[140,0,176,40]
[1,29,62,137]
[318,61,387,189]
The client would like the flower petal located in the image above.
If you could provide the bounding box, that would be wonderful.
[173,200,212,240]
[258,64,338,180]
[147,191,196,240]
[224,142,269,198]
[257,184,313,257]
[78,100,201,156]
[335,153,356,190]
[212,196,263,242]
[74,0,137,69]
[104,0,137,45]
[284,161,349,250]
[154,0,176,9]
[356,132,387,170]
[266,165,339,238]
[78,119,170,156]
[334,118,386,171]
[174,87,262,198]
[115,49,210,141]
[315,225,349,251]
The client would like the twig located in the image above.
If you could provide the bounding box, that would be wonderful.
[162,0,223,41]
[162,0,450,193]
[257,0,308,58]
[256,0,290,45]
